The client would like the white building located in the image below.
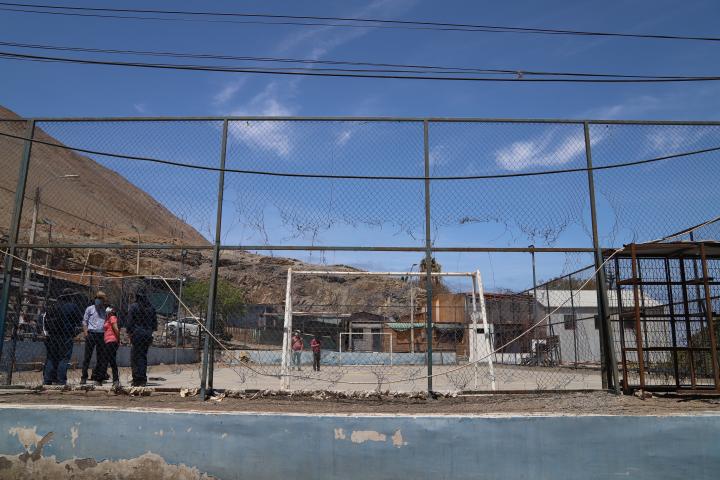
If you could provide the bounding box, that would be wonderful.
[534,289,664,365]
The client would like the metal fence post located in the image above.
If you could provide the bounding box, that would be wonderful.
[0,120,35,376]
[423,120,434,394]
[173,248,187,372]
[698,243,720,391]
[199,119,228,399]
[583,122,620,393]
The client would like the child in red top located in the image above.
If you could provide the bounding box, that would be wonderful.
[310,335,321,372]
[101,306,121,387]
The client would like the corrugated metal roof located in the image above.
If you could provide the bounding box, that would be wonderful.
[385,322,464,331]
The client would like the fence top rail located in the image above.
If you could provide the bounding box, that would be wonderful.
[5,115,720,126]
[3,243,597,252]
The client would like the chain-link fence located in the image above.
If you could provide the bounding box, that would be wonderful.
[1,116,719,395]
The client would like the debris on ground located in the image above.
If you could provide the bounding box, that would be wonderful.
[180,387,199,398]
[634,390,654,400]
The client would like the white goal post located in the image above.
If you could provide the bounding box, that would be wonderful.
[280,268,496,390]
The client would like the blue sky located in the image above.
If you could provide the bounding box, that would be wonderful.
[1,0,719,291]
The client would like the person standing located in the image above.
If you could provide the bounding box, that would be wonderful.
[43,289,83,385]
[98,306,121,387]
[291,331,303,371]
[126,289,157,387]
[310,335,322,372]
[81,291,107,385]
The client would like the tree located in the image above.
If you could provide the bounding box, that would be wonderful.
[183,278,245,338]
[419,256,442,276]
[419,256,449,292]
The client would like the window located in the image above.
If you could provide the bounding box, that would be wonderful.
[564,314,576,330]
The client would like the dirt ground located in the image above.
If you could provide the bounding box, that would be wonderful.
[0,389,718,415]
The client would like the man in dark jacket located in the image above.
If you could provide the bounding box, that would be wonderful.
[126,289,157,387]
[43,289,83,385]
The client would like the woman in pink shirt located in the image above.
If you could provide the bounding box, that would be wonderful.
[291,331,303,371]
[102,306,121,387]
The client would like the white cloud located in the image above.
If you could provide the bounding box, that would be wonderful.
[646,127,713,153]
[277,0,417,60]
[429,144,450,167]
[133,103,148,114]
[229,83,295,157]
[336,129,353,147]
[495,129,602,171]
[213,79,248,106]
[584,95,661,120]
[218,0,417,156]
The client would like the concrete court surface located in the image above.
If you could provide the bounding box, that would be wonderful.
[9,362,603,392]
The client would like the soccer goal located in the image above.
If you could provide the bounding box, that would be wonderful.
[279,268,496,391]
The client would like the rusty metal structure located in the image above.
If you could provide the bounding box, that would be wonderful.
[606,242,720,393]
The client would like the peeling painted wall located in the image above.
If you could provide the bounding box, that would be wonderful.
[0,406,718,479]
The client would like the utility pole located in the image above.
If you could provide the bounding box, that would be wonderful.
[130,224,141,275]
[530,246,540,366]
[23,175,78,302]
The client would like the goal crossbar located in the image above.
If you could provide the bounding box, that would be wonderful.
[293,270,476,277]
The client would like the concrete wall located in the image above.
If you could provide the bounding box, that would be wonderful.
[0,405,718,479]
[2,340,199,370]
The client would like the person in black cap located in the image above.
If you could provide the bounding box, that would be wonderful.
[43,289,83,385]
[126,288,157,387]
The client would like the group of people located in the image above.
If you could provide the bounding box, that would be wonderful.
[291,331,322,371]
[43,288,157,387]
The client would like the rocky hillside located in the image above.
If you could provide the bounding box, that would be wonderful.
[0,106,414,309]
[0,106,207,245]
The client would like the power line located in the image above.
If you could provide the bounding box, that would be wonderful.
[0,40,698,80]
[1,2,719,43]
[0,6,457,31]
[0,130,718,181]
[2,50,720,83]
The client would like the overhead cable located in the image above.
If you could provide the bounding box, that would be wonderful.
[1,2,718,43]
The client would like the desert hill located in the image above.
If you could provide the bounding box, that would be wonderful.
[0,106,415,310]
[0,105,207,246]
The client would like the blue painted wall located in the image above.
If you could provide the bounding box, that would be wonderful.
[0,407,718,479]
[231,350,457,365]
